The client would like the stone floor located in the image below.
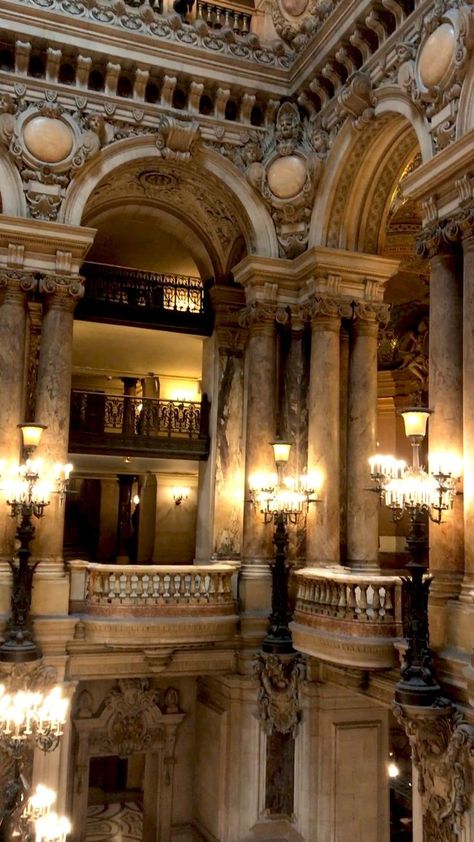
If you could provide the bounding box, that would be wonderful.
[86,801,143,841]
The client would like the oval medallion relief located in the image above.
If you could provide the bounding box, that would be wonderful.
[267,155,307,200]
[418,22,456,88]
[280,0,308,16]
[23,116,74,163]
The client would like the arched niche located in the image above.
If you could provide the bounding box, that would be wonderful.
[70,680,185,842]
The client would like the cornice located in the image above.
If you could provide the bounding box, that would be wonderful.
[0,215,96,272]
[402,129,474,213]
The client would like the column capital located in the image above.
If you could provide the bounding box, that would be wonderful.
[416,203,474,257]
[353,301,390,327]
[301,295,352,330]
[0,269,37,301]
[39,274,85,308]
[238,301,284,331]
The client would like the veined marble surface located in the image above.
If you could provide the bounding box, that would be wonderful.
[87,801,143,841]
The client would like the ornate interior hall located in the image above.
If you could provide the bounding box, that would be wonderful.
[0,0,473,838]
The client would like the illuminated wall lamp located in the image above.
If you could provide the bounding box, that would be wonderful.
[172,488,189,506]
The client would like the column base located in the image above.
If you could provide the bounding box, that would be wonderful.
[0,634,41,663]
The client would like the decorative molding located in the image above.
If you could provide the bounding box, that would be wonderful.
[254,653,305,736]
[394,700,474,842]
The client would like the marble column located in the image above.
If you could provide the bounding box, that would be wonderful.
[347,302,388,570]
[462,219,474,601]
[116,474,135,562]
[240,301,277,627]
[304,296,352,567]
[339,324,350,564]
[428,244,464,613]
[33,274,84,563]
[280,317,309,563]
[0,270,36,562]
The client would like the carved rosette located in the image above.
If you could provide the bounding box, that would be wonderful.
[394,700,474,842]
[254,653,305,737]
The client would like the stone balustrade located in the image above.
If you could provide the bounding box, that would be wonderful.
[291,568,403,669]
[68,560,238,645]
[196,1,253,35]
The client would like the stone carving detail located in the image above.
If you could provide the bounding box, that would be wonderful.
[81,679,182,757]
[271,0,339,51]
[39,273,85,302]
[221,102,323,257]
[156,116,200,161]
[0,270,37,298]
[394,701,474,842]
[353,301,390,325]
[254,653,305,736]
[238,300,284,329]
[396,3,474,150]
[5,92,115,220]
[338,73,375,130]
[16,0,292,69]
[300,294,352,322]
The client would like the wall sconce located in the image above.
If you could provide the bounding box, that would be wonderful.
[172,487,189,506]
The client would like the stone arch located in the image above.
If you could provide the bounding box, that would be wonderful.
[456,60,474,138]
[309,112,421,253]
[0,151,26,217]
[60,136,279,275]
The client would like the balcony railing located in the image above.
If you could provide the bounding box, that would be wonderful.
[69,561,238,645]
[196,1,252,34]
[69,392,210,459]
[77,262,212,335]
[290,568,403,670]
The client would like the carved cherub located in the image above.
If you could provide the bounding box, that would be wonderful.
[275,101,301,154]
[0,93,16,147]
[81,112,109,159]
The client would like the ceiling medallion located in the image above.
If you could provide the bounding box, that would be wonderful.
[138,171,179,191]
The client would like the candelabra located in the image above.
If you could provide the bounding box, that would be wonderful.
[0,424,72,663]
[0,782,71,842]
[249,441,317,654]
[370,407,460,706]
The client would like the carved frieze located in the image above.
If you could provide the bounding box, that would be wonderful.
[394,700,474,842]
[254,653,305,736]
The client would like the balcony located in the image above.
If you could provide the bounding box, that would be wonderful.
[290,568,403,670]
[69,391,210,459]
[77,262,213,336]
[69,561,238,646]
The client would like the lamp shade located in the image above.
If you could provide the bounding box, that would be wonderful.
[399,408,431,439]
[18,423,47,449]
[271,440,292,465]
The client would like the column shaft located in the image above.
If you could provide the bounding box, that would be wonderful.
[306,301,348,566]
[0,271,35,560]
[429,249,463,603]
[462,231,474,598]
[347,304,385,569]
[33,276,83,562]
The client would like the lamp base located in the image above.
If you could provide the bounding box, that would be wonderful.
[262,630,294,655]
[0,632,42,663]
[394,677,441,707]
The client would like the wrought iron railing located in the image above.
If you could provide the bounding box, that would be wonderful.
[81,262,205,315]
[70,391,208,440]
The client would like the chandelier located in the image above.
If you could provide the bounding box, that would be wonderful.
[249,441,317,525]
[19,784,71,842]
[0,683,69,754]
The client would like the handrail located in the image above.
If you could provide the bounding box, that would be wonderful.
[294,568,403,627]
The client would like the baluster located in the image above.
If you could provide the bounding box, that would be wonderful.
[173,574,181,602]
[151,574,160,601]
[130,573,138,601]
[206,3,213,23]
[224,7,230,26]
[241,12,250,33]
[141,574,149,601]
[108,572,117,602]
[232,11,240,31]
[215,5,222,27]
[330,583,339,616]
[197,1,204,18]
[383,585,394,620]
[179,574,187,602]
[358,584,369,619]
[207,574,215,602]
[347,584,357,619]
[313,581,321,613]
[163,574,171,601]
[338,584,347,618]
[372,585,381,620]
[198,575,207,602]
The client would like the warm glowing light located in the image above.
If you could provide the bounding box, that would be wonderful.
[384,467,444,511]
[369,455,406,481]
[399,408,431,439]
[388,762,400,778]
[0,684,69,749]
[248,472,277,493]
[34,811,71,842]
[429,452,462,479]
[172,487,190,505]
[24,785,57,820]
[132,494,140,506]
[271,441,292,465]
[18,423,46,449]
